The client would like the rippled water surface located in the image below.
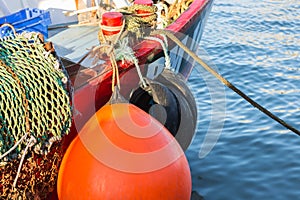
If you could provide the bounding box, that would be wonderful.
[187,0,300,199]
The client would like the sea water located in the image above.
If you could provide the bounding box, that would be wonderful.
[187,0,300,199]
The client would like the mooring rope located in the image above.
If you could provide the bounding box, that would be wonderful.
[151,29,300,136]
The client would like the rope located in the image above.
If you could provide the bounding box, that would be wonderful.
[0,133,27,160]
[151,29,300,136]
[134,56,147,88]
[13,136,36,189]
[145,35,171,69]
[99,19,126,91]
[114,37,147,88]
[110,52,121,91]
[127,4,157,16]
[96,16,147,90]
[95,18,147,91]
[98,20,126,44]
[117,4,157,38]
[0,23,17,36]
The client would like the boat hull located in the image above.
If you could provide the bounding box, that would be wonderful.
[47,1,214,199]
[57,0,212,154]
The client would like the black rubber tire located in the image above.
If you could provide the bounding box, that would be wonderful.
[169,87,196,150]
[155,69,197,121]
[129,78,180,136]
[155,69,198,151]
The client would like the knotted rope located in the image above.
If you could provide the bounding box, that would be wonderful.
[93,17,147,91]
[117,3,158,37]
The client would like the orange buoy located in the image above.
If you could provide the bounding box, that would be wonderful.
[57,103,191,200]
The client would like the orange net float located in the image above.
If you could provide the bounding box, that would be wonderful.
[57,103,191,200]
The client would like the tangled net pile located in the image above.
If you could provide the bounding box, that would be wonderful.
[0,31,72,199]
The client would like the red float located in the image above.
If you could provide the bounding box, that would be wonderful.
[134,0,153,16]
[57,103,191,200]
[101,11,123,36]
[134,0,153,6]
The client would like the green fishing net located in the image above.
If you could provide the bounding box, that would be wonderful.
[0,31,72,199]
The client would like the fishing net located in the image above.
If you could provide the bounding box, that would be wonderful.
[0,31,72,199]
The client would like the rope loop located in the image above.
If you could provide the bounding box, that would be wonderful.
[0,23,17,36]
[13,135,36,189]
[145,35,171,69]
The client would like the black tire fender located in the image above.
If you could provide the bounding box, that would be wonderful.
[155,69,197,151]
[129,78,181,136]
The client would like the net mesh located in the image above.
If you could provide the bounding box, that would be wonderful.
[0,31,72,199]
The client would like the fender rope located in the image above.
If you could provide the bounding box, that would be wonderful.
[144,35,171,69]
[151,29,300,136]
[93,16,148,90]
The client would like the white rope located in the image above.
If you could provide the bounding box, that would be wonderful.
[133,56,147,88]
[0,23,16,36]
[110,52,121,91]
[13,135,36,188]
[114,37,147,88]
[161,34,171,69]
[144,35,171,69]
[0,132,28,160]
